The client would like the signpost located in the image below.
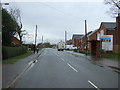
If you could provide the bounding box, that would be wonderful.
[100,35,113,51]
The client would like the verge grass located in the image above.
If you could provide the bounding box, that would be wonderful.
[101,53,120,59]
[2,52,33,64]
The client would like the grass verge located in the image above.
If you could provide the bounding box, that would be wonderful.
[71,49,119,59]
[2,52,33,64]
[101,53,120,59]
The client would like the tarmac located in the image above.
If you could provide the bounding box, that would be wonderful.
[2,50,42,88]
[66,50,120,73]
[2,49,120,89]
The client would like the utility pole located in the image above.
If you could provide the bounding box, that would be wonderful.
[65,31,67,50]
[41,35,43,48]
[42,35,43,44]
[34,25,37,53]
[85,20,88,56]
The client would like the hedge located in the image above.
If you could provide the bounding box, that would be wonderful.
[2,46,28,60]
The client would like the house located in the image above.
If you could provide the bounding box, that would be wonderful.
[87,14,120,54]
[72,34,84,48]
[87,29,98,51]
[97,22,116,52]
[11,37,21,45]
[66,39,72,45]
[87,22,116,56]
[80,31,92,50]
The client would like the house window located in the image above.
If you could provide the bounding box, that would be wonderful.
[100,30,104,36]
[97,33,100,40]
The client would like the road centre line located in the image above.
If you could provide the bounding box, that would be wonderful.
[67,63,78,72]
[55,53,78,72]
[60,57,65,62]
[88,80,100,90]
[54,53,78,72]
[54,53,65,62]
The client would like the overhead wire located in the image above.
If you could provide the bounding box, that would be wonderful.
[39,2,85,22]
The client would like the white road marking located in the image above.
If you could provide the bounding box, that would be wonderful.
[28,61,33,65]
[35,59,38,63]
[54,53,65,62]
[6,64,31,88]
[60,58,65,62]
[55,53,78,73]
[88,80,100,90]
[67,63,78,72]
[28,63,35,70]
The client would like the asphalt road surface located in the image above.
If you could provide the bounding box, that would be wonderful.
[15,48,118,88]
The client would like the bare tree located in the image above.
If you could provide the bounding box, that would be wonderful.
[10,7,26,43]
[104,0,120,17]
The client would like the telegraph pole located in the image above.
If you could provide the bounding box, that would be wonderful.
[41,35,43,48]
[85,20,88,56]
[34,25,37,53]
[42,36,43,44]
[65,31,67,50]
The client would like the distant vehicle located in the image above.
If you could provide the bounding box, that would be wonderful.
[66,45,77,50]
[57,41,65,51]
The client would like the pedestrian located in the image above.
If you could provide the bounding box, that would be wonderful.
[33,45,36,54]
[36,48,39,53]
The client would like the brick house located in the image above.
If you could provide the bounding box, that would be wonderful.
[87,29,98,51]
[80,31,92,50]
[87,15,120,54]
[11,37,21,45]
[87,22,116,54]
[66,39,72,45]
[72,34,84,48]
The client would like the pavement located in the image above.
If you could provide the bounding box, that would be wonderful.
[2,49,118,88]
[66,50,120,73]
[2,50,43,88]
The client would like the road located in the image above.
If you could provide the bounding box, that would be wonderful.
[15,48,118,88]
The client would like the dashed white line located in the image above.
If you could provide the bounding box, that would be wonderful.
[60,58,65,62]
[55,53,78,72]
[55,53,65,62]
[88,80,100,90]
[67,63,78,72]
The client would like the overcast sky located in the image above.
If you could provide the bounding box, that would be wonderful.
[2,0,116,44]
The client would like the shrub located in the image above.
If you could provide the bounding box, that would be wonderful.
[2,46,27,60]
[74,49,78,52]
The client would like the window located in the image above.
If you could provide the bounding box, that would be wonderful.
[100,30,104,36]
[97,33,100,40]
